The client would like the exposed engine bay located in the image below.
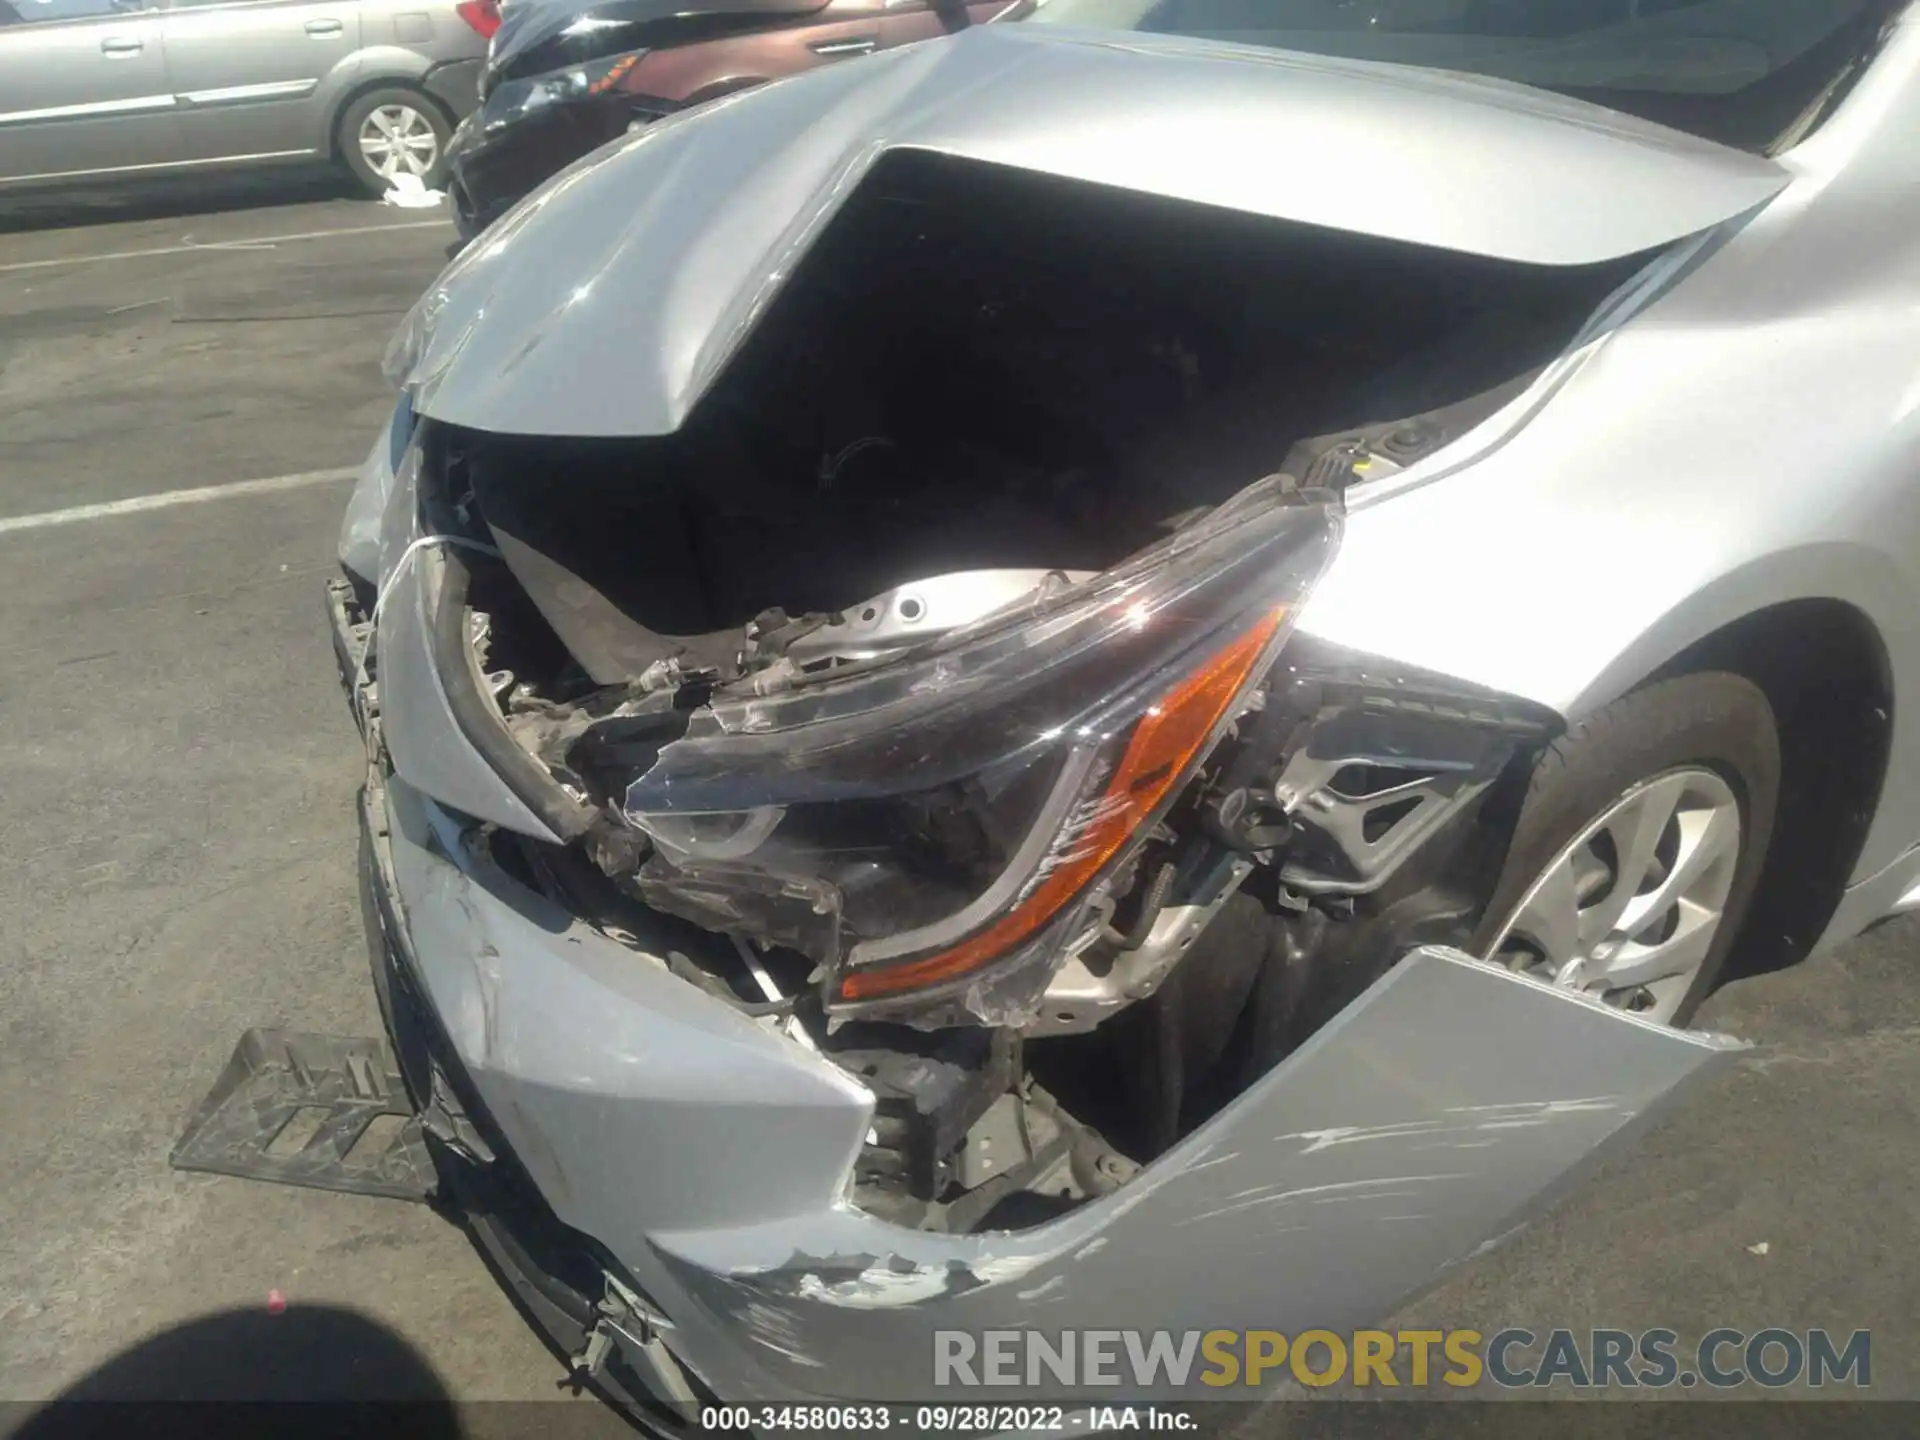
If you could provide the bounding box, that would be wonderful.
[450,152,1630,689]
[388,153,1640,1232]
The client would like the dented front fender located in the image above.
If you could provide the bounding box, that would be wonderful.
[649,948,1740,1398]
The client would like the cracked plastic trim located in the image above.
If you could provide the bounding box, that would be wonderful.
[643,947,1745,1399]
[359,751,1748,1403]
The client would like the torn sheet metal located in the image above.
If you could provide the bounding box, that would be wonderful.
[394,23,1787,439]
[368,770,1741,1403]
[646,947,1743,1400]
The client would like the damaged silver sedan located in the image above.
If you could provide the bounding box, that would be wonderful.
[176,0,1920,1421]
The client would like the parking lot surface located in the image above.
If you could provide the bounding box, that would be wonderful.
[1,178,1916,1415]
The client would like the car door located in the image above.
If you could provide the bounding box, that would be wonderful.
[159,0,361,162]
[0,0,180,185]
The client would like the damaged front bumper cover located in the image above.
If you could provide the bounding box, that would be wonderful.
[336,579,1745,1405]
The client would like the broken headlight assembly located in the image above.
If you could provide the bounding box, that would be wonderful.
[481,51,654,135]
[602,484,1343,1026]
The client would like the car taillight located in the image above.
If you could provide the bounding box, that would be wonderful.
[456,0,500,39]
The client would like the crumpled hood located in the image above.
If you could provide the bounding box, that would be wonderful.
[401,23,1789,439]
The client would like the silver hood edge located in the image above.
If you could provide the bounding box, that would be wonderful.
[403,24,1789,439]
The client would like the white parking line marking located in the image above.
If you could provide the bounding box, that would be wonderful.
[0,467,357,536]
[0,219,448,276]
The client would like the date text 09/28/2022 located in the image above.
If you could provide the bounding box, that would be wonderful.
[692,1327,1870,1431]
[699,1407,1191,1431]
[701,1407,1109,1431]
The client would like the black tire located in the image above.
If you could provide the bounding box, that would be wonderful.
[1471,672,1780,1026]
[335,87,453,197]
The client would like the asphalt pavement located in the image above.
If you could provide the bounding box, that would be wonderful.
[0,172,1915,1419]
[0,174,585,1412]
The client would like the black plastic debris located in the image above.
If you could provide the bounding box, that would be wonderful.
[170,1029,435,1202]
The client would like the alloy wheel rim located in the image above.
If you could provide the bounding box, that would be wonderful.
[359,105,439,181]
[1484,766,1741,1023]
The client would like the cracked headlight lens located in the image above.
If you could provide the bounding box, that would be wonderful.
[617,485,1343,1024]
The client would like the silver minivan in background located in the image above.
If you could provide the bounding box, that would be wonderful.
[0,0,495,197]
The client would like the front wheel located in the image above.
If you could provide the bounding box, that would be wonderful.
[337,89,452,196]
[1473,673,1780,1026]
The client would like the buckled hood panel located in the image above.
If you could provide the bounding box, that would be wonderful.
[403,24,1788,439]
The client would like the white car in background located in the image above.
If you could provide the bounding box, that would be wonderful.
[0,0,495,195]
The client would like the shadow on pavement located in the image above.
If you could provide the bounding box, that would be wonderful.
[3,1303,463,1438]
[0,167,367,235]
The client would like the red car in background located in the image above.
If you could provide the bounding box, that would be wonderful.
[446,0,1017,241]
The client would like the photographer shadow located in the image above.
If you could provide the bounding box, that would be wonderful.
[6,1303,463,1440]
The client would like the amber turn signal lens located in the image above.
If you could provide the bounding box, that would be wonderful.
[837,609,1286,1003]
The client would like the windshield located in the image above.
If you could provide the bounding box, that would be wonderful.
[1026,0,1900,151]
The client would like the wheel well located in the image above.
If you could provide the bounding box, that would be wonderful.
[1646,599,1893,982]
[326,79,453,161]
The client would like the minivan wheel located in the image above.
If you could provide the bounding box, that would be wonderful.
[1472,673,1780,1027]
[338,88,451,195]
